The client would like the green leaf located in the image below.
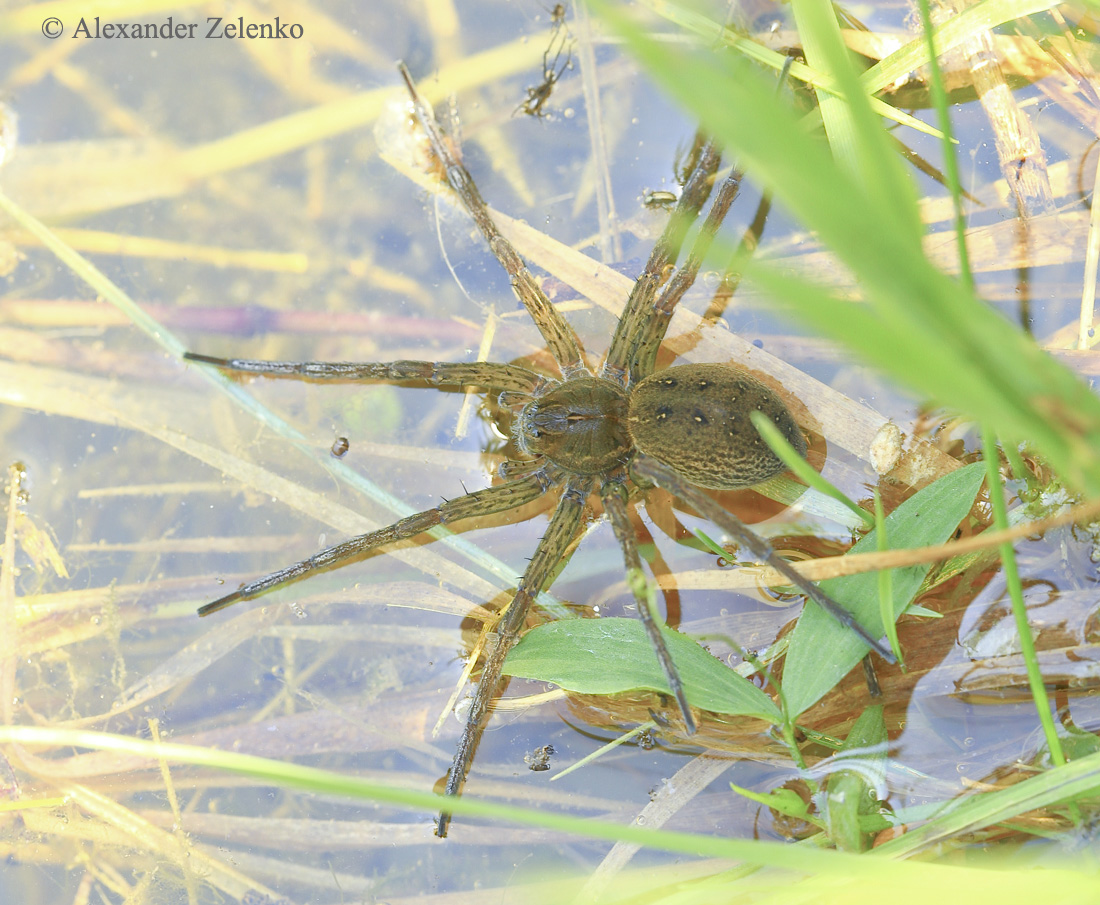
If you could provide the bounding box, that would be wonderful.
[826,704,888,852]
[504,617,782,722]
[904,604,943,619]
[783,462,987,717]
[730,783,820,826]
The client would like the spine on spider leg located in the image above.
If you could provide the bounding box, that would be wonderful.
[196,477,546,618]
[396,61,586,375]
[436,475,592,837]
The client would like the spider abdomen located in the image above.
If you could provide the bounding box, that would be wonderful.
[628,363,807,489]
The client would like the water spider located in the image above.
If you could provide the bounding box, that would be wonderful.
[516,3,574,118]
[184,60,893,838]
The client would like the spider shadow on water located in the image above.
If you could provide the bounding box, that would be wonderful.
[183,61,893,838]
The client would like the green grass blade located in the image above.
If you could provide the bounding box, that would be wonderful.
[597,4,1100,496]
[981,426,1067,768]
[751,410,875,529]
[874,490,902,663]
[4,724,1100,897]
[644,0,945,138]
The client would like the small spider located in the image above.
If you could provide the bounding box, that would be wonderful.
[185,61,891,838]
[516,3,574,118]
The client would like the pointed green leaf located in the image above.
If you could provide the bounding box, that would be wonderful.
[504,617,781,722]
[826,704,888,852]
[783,462,986,717]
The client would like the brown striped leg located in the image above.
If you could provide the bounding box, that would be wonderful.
[631,455,895,663]
[195,475,547,617]
[437,473,593,836]
[183,353,544,394]
[599,479,696,734]
[398,62,587,377]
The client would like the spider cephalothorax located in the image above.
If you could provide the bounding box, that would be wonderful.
[513,376,632,474]
[184,61,890,838]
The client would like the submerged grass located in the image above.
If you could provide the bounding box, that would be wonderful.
[3,723,1100,901]
[0,187,569,617]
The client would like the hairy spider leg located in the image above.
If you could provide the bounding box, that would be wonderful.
[598,132,893,661]
[395,62,702,802]
[437,473,593,836]
[629,164,744,382]
[638,58,797,354]
[180,352,598,830]
[602,135,722,384]
[397,62,587,377]
[614,162,896,659]
[181,353,544,395]
[699,190,773,326]
[599,480,696,733]
[632,456,896,663]
[192,474,547,616]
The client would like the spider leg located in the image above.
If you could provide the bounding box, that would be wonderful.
[695,61,792,331]
[601,135,722,384]
[700,191,772,325]
[631,455,896,664]
[599,480,696,734]
[397,62,587,377]
[629,163,745,381]
[195,474,547,616]
[437,473,593,837]
[183,353,543,394]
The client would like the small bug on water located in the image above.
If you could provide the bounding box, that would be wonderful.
[643,190,679,209]
[525,744,555,772]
